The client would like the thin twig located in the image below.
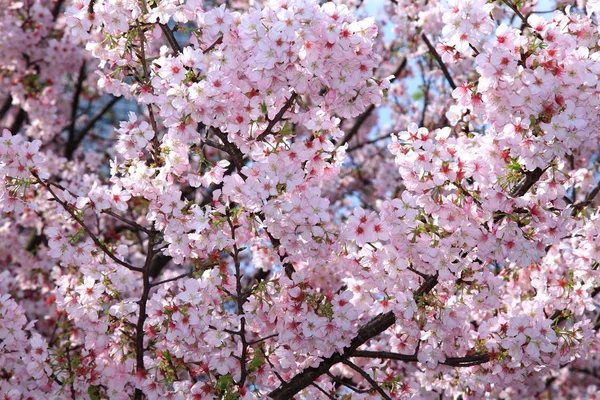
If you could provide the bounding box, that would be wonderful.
[268,274,439,399]
[421,33,456,90]
[65,96,121,158]
[346,131,392,152]
[510,166,547,197]
[260,347,286,384]
[101,209,150,234]
[150,271,193,287]
[336,57,407,149]
[571,180,600,215]
[66,61,87,160]
[352,350,490,367]
[500,0,531,27]
[33,173,142,272]
[203,35,223,53]
[342,359,391,400]
[310,382,335,399]
[326,372,375,394]
[247,333,278,346]
[159,23,183,55]
[256,92,298,141]
[134,231,158,400]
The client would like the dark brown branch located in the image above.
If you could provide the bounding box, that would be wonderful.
[247,333,278,346]
[310,382,335,399]
[421,33,456,90]
[336,104,375,148]
[268,274,439,399]
[326,372,375,394]
[594,308,600,331]
[149,160,238,279]
[211,128,247,178]
[66,96,121,159]
[256,92,298,141]
[204,138,231,154]
[135,22,163,161]
[159,23,182,55]
[0,95,13,122]
[268,311,396,399]
[419,77,432,127]
[571,180,600,215]
[336,57,407,149]
[9,108,27,135]
[33,173,143,273]
[346,132,393,152]
[261,347,286,384]
[203,35,223,53]
[66,61,87,159]
[352,350,490,367]
[353,350,416,363]
[134,232,158,400]
[52,0,65,20]
[149,254,172,278]
[143,0,182,56]
[342,359,391,400]
[226,209,250,387]
[500,0,531,28]
[146,105,163,162]
[64,344,77,400]
[241,268,271,303]
[150,271,193,287]
[510,167,545,197]
[101,209,150,234]
[263,228,295,279]
[414,273,438,297]
[137,21,151,79]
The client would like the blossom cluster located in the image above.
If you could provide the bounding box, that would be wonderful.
[1,0,600,399]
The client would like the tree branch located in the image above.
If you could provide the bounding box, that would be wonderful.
[500,0,531,28]
[65,96,121,159]
[66,61,87,160]
[421,33,456,90]
[0,95,13,122]
[9,108,27,135]
[571,179,600,216]
[256,92,298,141]
[268,311,395,399]
[268,273,439,399]
[326,372,375,394]
[510,167,545,197]
[352,350,490,367]
[159,23,183,55]
[134,231,158,400]
[101,209,150,234]
[211,128,247,177]
[336,57,407,149]
[342,359,391,400]
[310,382,335,400]
[32,173,143,272]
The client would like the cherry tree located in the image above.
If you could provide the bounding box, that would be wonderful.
[1,0,600,398]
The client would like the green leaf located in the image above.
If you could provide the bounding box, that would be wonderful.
[507,158,522,172]
[216,373,234,390]
[88,385,102,400]
[279,121,293,136]
[249,355,265,372]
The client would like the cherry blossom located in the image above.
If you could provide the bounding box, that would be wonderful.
[1,0,600,398]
